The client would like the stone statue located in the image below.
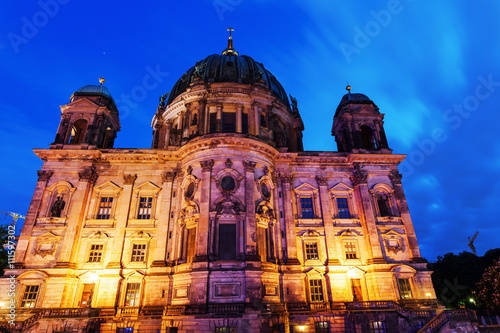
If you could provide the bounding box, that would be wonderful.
[289,95,298,112]
[51,196,65,217]
[191,113,198,126]
[159,92,169,108]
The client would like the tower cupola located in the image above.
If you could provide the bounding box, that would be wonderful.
[331,87,390,154]
[51,78,120,149]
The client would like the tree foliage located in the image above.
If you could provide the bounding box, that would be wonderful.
[428,249,500,309]
[477,259,500,310]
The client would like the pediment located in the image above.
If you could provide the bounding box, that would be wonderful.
[336,228,362,237]
[294,182,318,193]
[86,230,109,238]
[305,267,324,276]
[298,229,322,237]
[134,181,161,192]
[391,264,416,273]
[129,231,151,239]
[61,97,100,110]
[329,182,353,192]
[37,231,59,240]
[95,181,122,192]
[379,228,405,236]
[18,270,49,280]
[124,270,145,280]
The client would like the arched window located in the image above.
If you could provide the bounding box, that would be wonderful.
[377,193,391,217]
[360,125,376,150]
[69,119,87,144]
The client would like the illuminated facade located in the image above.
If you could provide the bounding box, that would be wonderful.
[1,38,442,332]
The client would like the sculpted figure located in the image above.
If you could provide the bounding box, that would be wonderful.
[51,196,65,217]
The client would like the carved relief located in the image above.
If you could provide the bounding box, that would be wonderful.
[350,164,367,186]
[243,160,256,172]
[34,232,60,258]
[79,166,98,184]
[200,159,214,172]
[37,170,53,181]
[161,171,176,183]
[389,170,403,185]
[315,176,328,187]
[123,174,137,185]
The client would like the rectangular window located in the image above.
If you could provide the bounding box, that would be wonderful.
[369,321,386,333]
[88,244,104,263]
[97,196,113,219]
[398,278,413,299]
[222,112,236,132]
[187,228,197,262]
[336,197,350,219]
[215,328,235,333]
[80,283,94,307]
[305,242,319,260]
[344,241,357,259]
[116,328,134,333]
[257,227,268,262]
[242,113,248,134]
[309,279,324,302]
[351,279,363,301]
[210,112,217,133]
[21,285,39,308]
[137,196,152,219]
[218,224,236,260]
[300,197,314,219]
[315,321,330,333]
[124,283,140,307]
[131,244,146,262]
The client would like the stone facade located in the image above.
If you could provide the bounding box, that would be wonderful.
[0,43,442,333]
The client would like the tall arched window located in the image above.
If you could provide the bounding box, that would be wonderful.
[360,125,376,150]
[69,119,87,144]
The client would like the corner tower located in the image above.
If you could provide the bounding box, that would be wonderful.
[51,78,120,149]
[332,86,390,154]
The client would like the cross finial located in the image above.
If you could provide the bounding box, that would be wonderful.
[227,27,234,38]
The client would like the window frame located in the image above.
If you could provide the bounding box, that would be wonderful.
[293,183,321,223]
[129,181,161,223]
[20,285,39,308]
[308,278,325,303]
[397,277,413,299]
[130,243,147,263]
[96,196,114,220]
[329,183,358,223]
[124,282,141,307]
[344,240,358,260]
[368,321,387,333]
[87,243,104,263]
[137,196,153,219]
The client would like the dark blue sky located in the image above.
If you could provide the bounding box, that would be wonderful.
[1,1,499,261]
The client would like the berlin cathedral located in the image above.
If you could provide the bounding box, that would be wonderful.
[1,33,456,332]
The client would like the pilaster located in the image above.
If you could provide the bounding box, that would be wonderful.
[243,160,259,261]
[350,164,385,264]
[194,159,213,262]
[316,176,340,265]
[152,171,177,267]
[106,173,136,268]
[15,170,53,263]
[56,167,98,267]
[281,174,299,264]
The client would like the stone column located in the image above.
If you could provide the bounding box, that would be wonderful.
[57,167,98,267]
[216,104,222,132]
[152,171,176,267]
[350,164,385,263]
[194,159,213,262]
[165,120,172,148]
[243,160,259,261]
[236,104,243,133]
[271,172,284,263]
[316,176,340,265]
[15,170,53,263]
[198,100,206,135]
[281,174,299,264]
[254,103,260,136]
[389,170,424,262]
[107,174,136,268]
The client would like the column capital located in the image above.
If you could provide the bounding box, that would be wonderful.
[280,174,293,184]
[37,170,54,182]
[316,176,328,187]
[78,166,98,184]
[350,164,367,186]
[123,174,137,185]
[161,171,176,183]
[200,159,214,172]
[243,160,257,172]
[389,170,403,185]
